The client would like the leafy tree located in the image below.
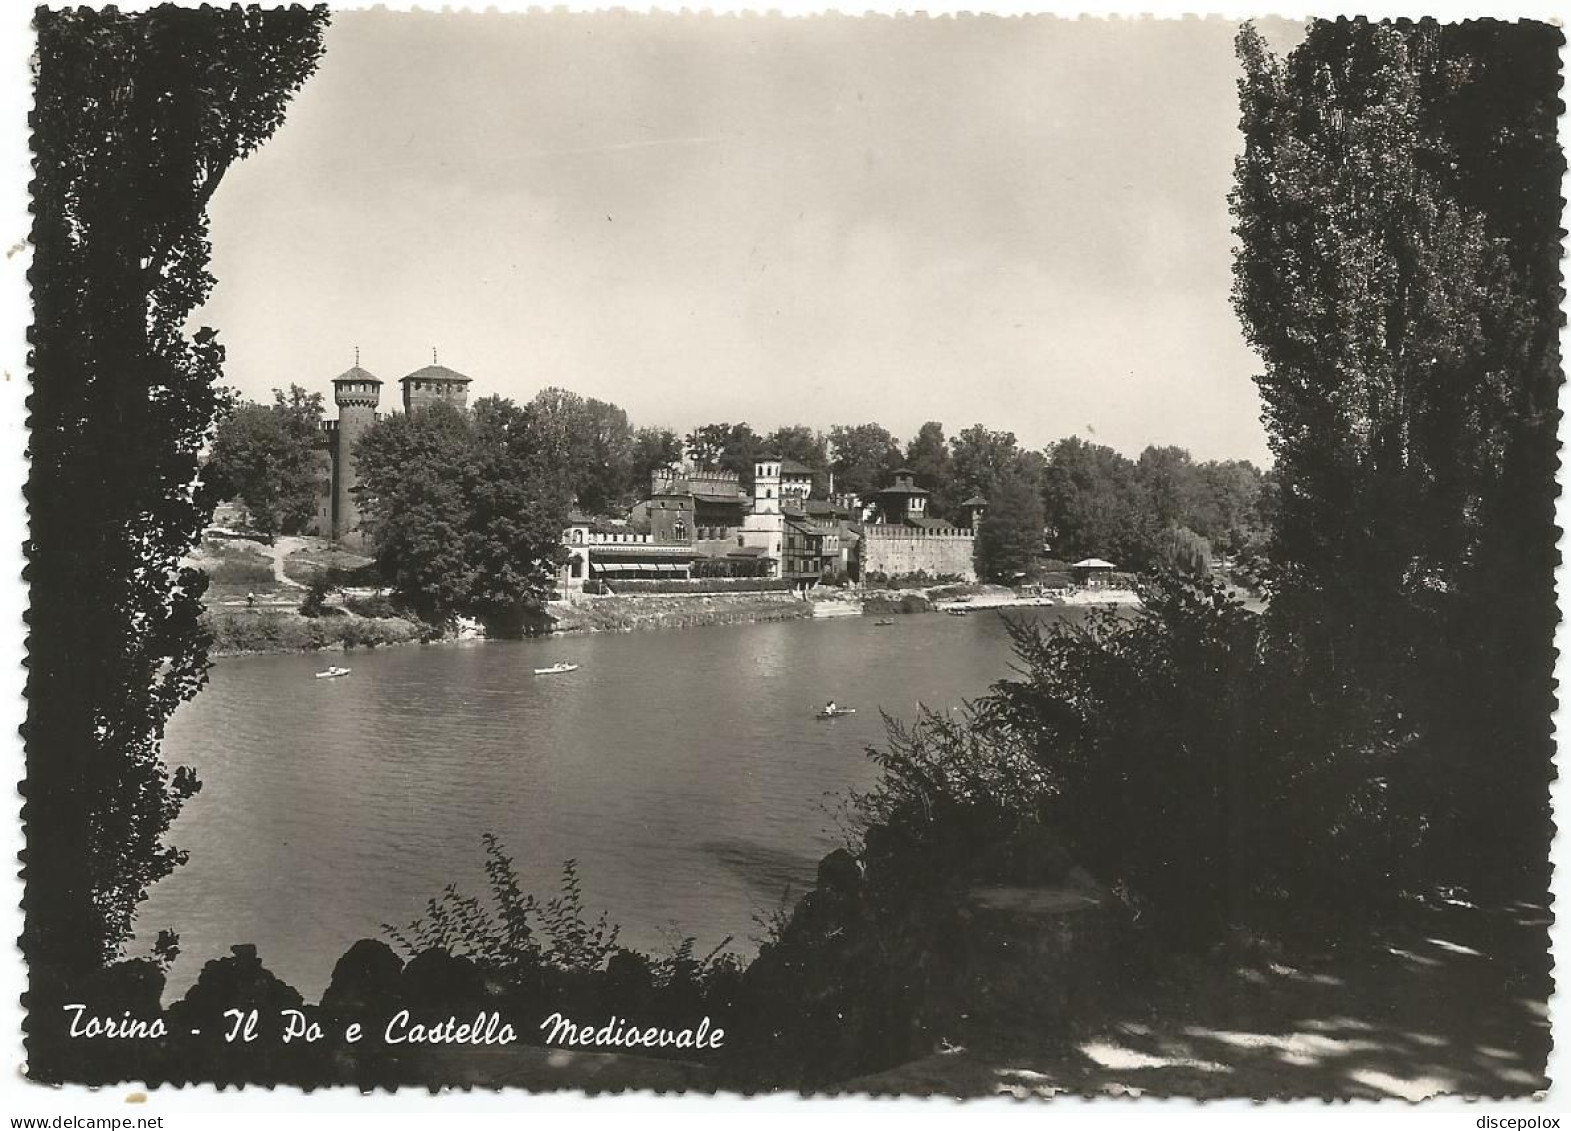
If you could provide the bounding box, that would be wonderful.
[684,422,732,471]
[631,425,684,493]
[206,385,326,537]
[973,470,1044,583]
[25,2,328,1013]
[685,422,764,492]
[522,388,635,513]
[356,397,569,626]
[1190,459,1269,557]
[355,401,474,622]
[1134,445,1198,531]
[764,424,829,494]
[764,424,827,469]
[465,397,572,626]
[827,424,901,499]
[904,421,953,516]
[1040,436,1154,566]
[355,396,568,626]
[982,574,1415,948]
[582,397,637,508]
[949,424,1024,506]
[1155,526,1213,577]
[1233,19,1561,884]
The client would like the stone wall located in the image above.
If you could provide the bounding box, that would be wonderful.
[860,527,977,582]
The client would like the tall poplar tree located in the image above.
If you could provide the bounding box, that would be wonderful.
[1231,19,1561,882]
[26,3,329,1016]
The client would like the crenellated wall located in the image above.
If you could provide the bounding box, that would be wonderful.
[859,526,977,581]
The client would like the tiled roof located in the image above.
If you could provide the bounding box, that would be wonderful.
[961,495,988,507]
[401,363,472,384]
[779,458,816,476]
[332,365,382,385]
[907,516,955,531]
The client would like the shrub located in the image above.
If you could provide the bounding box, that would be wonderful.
[344,592,400,619]
[982,572,1416,947]
[203,608,422,654]
[860,593,934,616]
[863,570,963,590]
[200,558,276,586]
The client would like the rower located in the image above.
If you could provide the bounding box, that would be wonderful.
[825,700,838,715]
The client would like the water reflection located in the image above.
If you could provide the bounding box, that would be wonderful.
[140,608,1079,998]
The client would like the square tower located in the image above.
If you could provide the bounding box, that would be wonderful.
[400,358,472,414]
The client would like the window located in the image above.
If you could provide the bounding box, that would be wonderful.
[673,519,689,542]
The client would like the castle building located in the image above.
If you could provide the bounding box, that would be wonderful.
[561,513,698,587]
[858,469,978,581]
[320,364,382,545]
[312,354,473,548]
[399,359,472,415]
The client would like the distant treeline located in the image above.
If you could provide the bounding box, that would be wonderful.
[208,383,1272,584]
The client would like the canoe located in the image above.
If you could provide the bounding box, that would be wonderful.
[534,663,580,676]
[816,707,856,720]
[315,667,351,679]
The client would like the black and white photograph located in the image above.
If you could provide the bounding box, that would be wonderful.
[10,0,1566,1117]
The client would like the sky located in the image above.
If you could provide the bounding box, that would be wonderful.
[198,12,1306,466]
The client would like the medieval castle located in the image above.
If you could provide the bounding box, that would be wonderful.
[310,357,982,583]
[311,354,472,546]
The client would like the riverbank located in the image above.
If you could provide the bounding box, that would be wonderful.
[546,590,814,634]
[203,583,1147,657]
[204,606,433,658]
[927,586,1143,613]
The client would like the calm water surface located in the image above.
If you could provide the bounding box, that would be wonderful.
[140,607,1079,998]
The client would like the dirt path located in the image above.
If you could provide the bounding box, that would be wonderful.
[267,536,310,590]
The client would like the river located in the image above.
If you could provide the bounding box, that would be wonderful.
[138,606,1083,999]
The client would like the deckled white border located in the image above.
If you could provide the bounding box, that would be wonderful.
[0,0,1563,1125]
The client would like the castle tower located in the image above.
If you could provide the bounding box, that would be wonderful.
[752,456,782,516]
[961,495,988,531]
[328,362,382,545]
[738,456,786,576]
[401,350,472,414]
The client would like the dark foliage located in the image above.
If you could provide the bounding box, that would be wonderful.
[686,421,766,493]
[206,385,326,536]
[973,468,1045,582]
[354,396,570,626]
[25,6,328,1086]
[1232,18,1562,889]
[1041,436,1270,570]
